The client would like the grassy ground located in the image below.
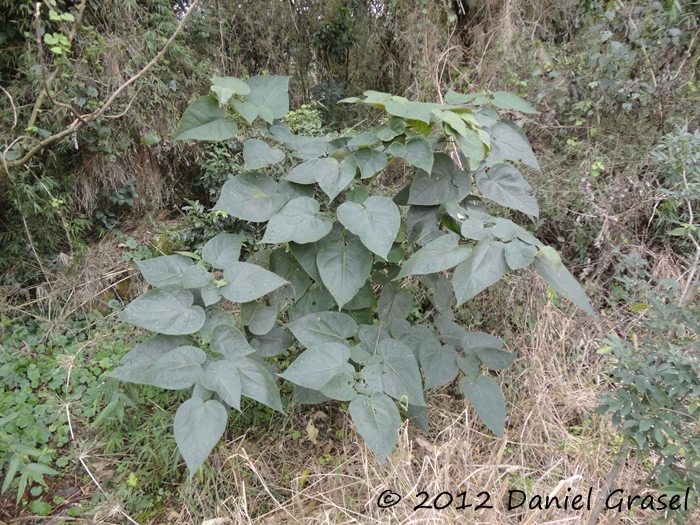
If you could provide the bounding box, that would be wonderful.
[2,244,696,524]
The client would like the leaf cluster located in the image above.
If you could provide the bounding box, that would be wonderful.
[113,75,594,474]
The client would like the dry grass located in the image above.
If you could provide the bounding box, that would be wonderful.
[125,271,695,525]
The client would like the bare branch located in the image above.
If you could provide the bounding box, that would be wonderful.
[4,0,201,173]
[0,86,18,129]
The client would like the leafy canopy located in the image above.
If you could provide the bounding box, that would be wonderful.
[114,75,593,475]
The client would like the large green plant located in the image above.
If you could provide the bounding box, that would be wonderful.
[109,75,594,475]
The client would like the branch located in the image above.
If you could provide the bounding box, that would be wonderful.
[0,85,17,129]
[4,0,201,172]
[33,2,86,124]
[27,0,87,129]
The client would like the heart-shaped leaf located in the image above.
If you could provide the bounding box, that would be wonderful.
[317,237,373,309]
[174,398,228,477]
[349,393,401,464]
[461,376,506,437]
[287,311,358,347]
[337,196,400,259]
[221,262,288,303]
[214,172,288,222]
[202,233,245,269]
[119,286,205,335]
[261,197,332,245]
[476,164,539,218]
[174,95,237,141]
[280,343,353,390]
[243,138,285,169]
[211,75,250,105]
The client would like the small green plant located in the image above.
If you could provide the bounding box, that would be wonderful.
[109,75,593,475]
[0,314,132,505]
[596,278,700,524]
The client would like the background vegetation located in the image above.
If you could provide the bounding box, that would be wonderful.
[1,0,698,523]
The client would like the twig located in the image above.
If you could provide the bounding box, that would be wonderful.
[0,85,17,129]
[34,2,86,124]
[5,0,201,171]
[679,170,700,307]
[27,0,87,129]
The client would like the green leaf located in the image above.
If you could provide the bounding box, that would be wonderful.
[317,237,373,309]
[452,238,509,306]
[318,155,356,201]
[321,372,357,401]
[406,205,440,245]
[491,91,538,114]
[537,246,562,272]
[136,255,192,287]
[278,133,329,160]
[446,124,486,171]
[391,320,439,358]
[287,284,335,320]
[261,197,332,245]
[119,286,205,335]
[214,172,289,222]
[457,355,479,377]
[378,338,425,406]
[445,90,483,105]
[533,257,595,316]
[387,136,434,173]
[461,376,506,437]
[108,335,189,383]
[408,153,471,206]
[232,99,259,124]
[200,361,242,411]
[290,242,322,283]
[174,95,238,141]
[182,264,212,289]
[221,262,288,303]
[202,233,245,269]
[210,324,256,359]
[355,364,383,394]
[504,239,538,270]
[249,325,293,357]
[269,248,312,301]
[489,120,540,171]
[354,148,388,179]
[358,324,390,352]
[422,274,454,318]
[231,356,284,412]
[396,233,471,278]
[280,343,353,390]
[377,282,414,324]
[240,301,278,335]
[243,139,285,169]
[475,164,539,218]
[434,314,469,350]
[461,332,503,352]
[476,347,516,370]
[293,385,331,404]
[144,346,206,389]
[174,398,228,477]
[200,307,236,344]
[286,158,338,185]
[348,129,381,147]
[407,403,430,433]
[350,393,402,464]
[287,311,358,347]
[343,281,377,310]
[211,75,251,105]
[419,340,459,389]
[244,75,290,123]
[337,196,400,259]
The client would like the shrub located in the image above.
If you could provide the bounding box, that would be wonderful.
[109,75,593,475]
